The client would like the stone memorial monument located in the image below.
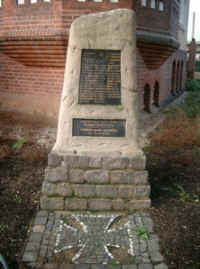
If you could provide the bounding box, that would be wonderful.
[22,9,167,269]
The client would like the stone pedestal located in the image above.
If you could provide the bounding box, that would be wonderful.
[40,153,151,212]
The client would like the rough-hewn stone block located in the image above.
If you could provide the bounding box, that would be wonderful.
[42,182,57,196]
[102,157,129,169]
[65,198,87,210]
[45,167,68,183]
[56,183,73,197]
[88,199,112,211]
[72,184,96,198]
[64,156,89,169]
[132,171,148,185]
[48,153,63,167]
[69,169,85,183]
[129,155,146,170]
[84,170,109,184]
[110,170,128,184]
[135,186,151,198]
[96,185,118,198]
[127,200,151,211]
[89,157,102,168]
[112,199,125,211]
[118,185,135,199]
[40,197,64,210]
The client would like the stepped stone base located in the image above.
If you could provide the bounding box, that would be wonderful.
[40,153,151,212]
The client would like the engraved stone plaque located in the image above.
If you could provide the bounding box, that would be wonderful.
[79,49,121,105]
[73,119,125,137]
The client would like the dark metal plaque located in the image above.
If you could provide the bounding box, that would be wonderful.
[73,119,125,137]
[79,49,121,105]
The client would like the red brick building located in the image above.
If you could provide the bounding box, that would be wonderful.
[0,0,190,121]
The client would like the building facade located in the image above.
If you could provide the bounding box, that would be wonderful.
[0,0,190,121]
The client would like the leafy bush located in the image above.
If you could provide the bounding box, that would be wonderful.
[181,91,200,118]
[185,79,200,92]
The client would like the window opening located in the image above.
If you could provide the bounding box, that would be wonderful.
[153,81,160,107]
[141,0,147,7]
[143,84,151,112]
[151,0,156,8]
[159,0,164,11]
[17,0,25,5]
[171,61,176,96]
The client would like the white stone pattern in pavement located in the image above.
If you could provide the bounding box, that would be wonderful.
[54,214,139,264]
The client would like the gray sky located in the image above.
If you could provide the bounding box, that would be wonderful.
[188,0,200,41]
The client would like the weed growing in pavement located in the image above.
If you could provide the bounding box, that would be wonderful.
[136,226,150,241]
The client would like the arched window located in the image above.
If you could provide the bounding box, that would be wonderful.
[141,0,147,7]
[176,61,180,93]
[180,61,184,90]
[143,84,151,112]
[159,0,164,11]
[153,81,160,107]
[17,0,25,4]
[171,60,176,95]
[150,0,156,8]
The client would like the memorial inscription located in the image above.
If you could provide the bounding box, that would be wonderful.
[73,119,125,137]
[79,49,121,105]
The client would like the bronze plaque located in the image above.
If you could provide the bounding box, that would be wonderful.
[73,119,125,137]
[79,49,121,105]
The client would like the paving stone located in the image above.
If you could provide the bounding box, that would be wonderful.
[33,225,45,233]
[69,169,85,183]
[132,171,148,185]
[118,185,135,199]
[22,251,38,262]
[57,183,73,197]
[102,157,129,169]
[36,210,48,218]
[110,171,129,184]
[128,155,146,170]
[112,199,125,210]
[123,265,137,269]
[34,215,48,226]
[154,264,168,269]
[106,265,122,269]
[148,239,160,252]
[91,265,107,269]
[138,264,153,269]
[48,153,63,167]
[143,216,154,233]
[96,185,118,198]
[59,264,75,269]
[84,170,109,184]
[127,200,151,211]
[135,186,151,199]
[45,167,68,183]
[149,251,164,263]
[40,197,64,210]
[65,198,87,210]
[89,157,102,168]
[60,264,75,269]
[72,184,96,198]
[64,156,89,169]
[25,242,40,252]
[88,199,112,211]
[74,265,91,269]
[28,232,43,243]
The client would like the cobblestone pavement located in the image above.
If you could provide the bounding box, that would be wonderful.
[23,211,168,269]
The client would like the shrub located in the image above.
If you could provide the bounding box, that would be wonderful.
[185,79,200,92]
[181,91,200,118]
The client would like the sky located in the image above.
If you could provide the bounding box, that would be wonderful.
[188,0,200,41]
